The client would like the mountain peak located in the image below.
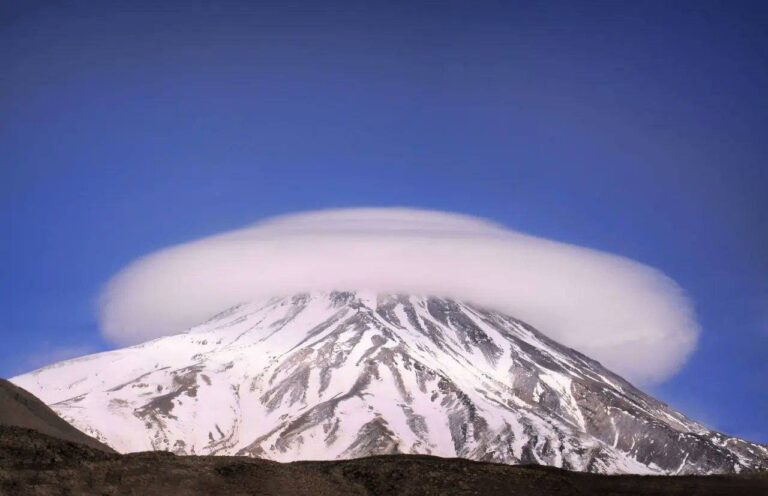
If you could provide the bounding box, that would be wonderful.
[11,291,767,474]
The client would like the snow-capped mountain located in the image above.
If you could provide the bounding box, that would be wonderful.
[11,292,767,474]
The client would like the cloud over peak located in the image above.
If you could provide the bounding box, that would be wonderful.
[99,208,698,385]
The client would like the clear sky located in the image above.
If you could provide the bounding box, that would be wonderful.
[2,1,766,442]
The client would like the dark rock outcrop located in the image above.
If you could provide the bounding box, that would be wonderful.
[0,379,113,453]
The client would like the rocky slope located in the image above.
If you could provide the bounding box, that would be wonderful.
[11,292,768,474]
[0,379,112,452]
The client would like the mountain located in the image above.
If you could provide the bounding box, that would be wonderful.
[0,378,113,452]
[10,292,767,474]
[2,374,765,495]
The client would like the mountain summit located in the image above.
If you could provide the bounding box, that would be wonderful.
[11,292,767,474]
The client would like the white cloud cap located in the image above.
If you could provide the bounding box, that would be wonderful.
[99,208,699,385]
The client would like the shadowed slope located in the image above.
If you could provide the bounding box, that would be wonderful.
[0,379,114,453]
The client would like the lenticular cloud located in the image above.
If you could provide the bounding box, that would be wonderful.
[99,208,699,385]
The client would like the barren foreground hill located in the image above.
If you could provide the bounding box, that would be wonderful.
[2,425,767,496]
[0,379,112,453]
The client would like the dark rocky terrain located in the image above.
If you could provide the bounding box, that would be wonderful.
[1,425,767,496]
[0,379,113,453]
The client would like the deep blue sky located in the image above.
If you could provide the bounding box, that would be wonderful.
[2,1,766,442]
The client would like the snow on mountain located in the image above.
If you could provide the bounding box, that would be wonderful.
[11,292,767,474]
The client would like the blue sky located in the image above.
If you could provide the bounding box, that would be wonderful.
[1,1,766,442]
